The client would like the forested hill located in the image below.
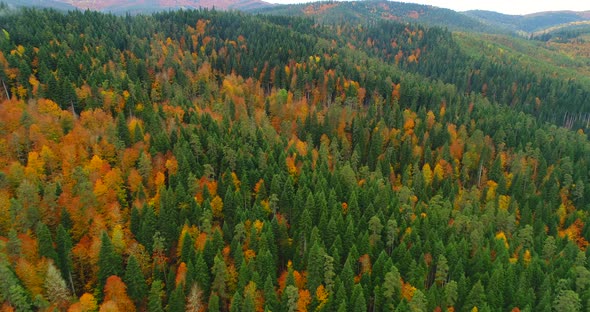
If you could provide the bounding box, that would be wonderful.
[0,5,590,312]
[465,10,590,34]
[1,0,273,13]
[254,1,500,33]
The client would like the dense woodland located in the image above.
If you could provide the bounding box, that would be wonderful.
[0,5,590,312]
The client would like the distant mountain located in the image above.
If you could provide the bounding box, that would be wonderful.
[2,0,77,11]
[254,1,501,33]
[255,1,590,36]
[465,10,590,33]
[2,0,272,13]
[7,0,590,36]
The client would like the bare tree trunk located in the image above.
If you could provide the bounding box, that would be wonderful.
[68,272,76,295]
[1,79,9,99]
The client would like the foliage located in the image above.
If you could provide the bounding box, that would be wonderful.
[0,5,588,312]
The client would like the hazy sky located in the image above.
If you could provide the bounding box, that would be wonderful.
[267,0,590,15]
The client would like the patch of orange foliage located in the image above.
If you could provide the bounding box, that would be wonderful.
[401,279,416,301]
[297,289,311,312]
[559,219,589,250]
[407,11,420,19]
[303,2,339,15]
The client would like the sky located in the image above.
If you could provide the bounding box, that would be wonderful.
[267,0,590,15]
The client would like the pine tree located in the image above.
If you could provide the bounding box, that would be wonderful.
[130,206,141,238]
[263,275,278,312]
[553,289,581,312]
[409,289,427,312]
[230,291,242,312]
[168,286,186,312]
[445,280,458,309]
[341,255,355,297]
[116,111,131,147]
[463,280,486,312]
[195,252,211,294]
[307,241,324,294]
[435,255,449,286]
[351,284,367,312]
[208,293,220,312]
[180,231,195,264]
[37,222,57,262]
[124,255,147,306]
[55,224,74,293]
[383,266,401,309]
[98,231,123,294]
[284,285,299,312]
[158,187,179,251]
[211,253,228,299]
[140,205,157,253]
[147,280,164,312]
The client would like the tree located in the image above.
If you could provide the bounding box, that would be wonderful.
[211,253,228,299]
[195,252,211,294]
[208,293,220,312]
[37,222,57,262]
[45,262,70,309]
[284,285,299,312]
[147,280,164,312]
[444,280,458,308]
[368,215,383,248]
[230,291,242,312]
[409,289,427,312]
[8,284,33,312]
[553,289,582,312]
[351,284,367,312]
[168,286,185,312]
[77,293,98,312]
[383,266,401,307]
[386,218,398,255]
[263,275,278,312]
[98,231,123,294]
[435,255,449,286]
[186,284,204,312]
[123,255,147,306]
[463,280,486,312]
[307,241,324,294]
[103,275,136,312]
[56,224,74,293]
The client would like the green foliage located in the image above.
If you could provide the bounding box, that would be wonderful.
[36,222,57,262]
[0,5,589,312]
[124,255,147,305]
[98,231,123,295]
[148,280,165,312]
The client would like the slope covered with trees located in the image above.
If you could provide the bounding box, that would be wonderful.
[465,9,590,34]
[0,5,589,312]
[255,1,500,34]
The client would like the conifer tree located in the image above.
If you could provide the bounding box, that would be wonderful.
[98,231,123,294]
[37,222,57,262]
[124,255,147,306]
[147,280,164,312]
[168,286,185,312]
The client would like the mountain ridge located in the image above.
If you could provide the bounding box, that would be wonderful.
[254,1,503,33]
[464,9,590,33]
[2,0,273,12]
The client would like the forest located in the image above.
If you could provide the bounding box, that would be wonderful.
[0,4,589,312]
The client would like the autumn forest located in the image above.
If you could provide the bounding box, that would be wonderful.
[0,3,590,312]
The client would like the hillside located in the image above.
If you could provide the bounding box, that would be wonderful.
[255,1,501,33]
[1,0,77,10]
[2,0,272,12]
[465,9,590,33]
[0,4,589,312]
[256,1,590,128]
